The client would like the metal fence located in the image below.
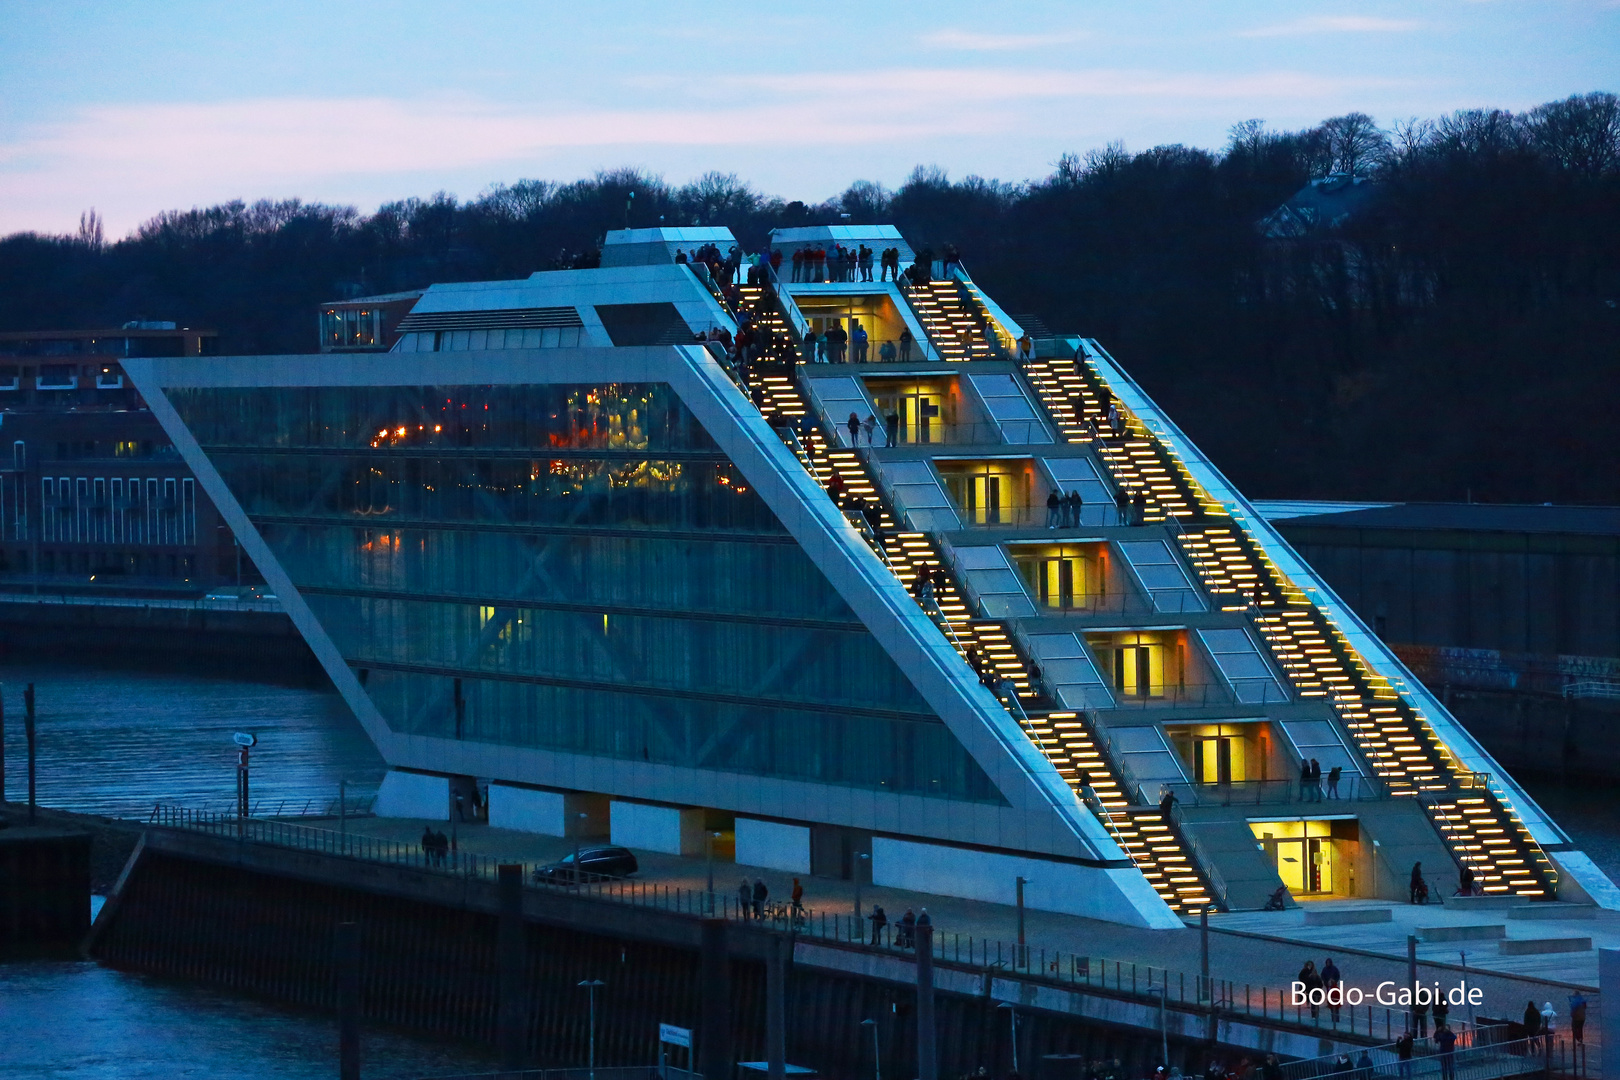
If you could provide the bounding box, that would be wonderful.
[1280,1035,1585,1080]
[147,804,1500,1046]
[420,1068,697,1080]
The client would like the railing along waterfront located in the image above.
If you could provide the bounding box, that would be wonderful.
[148,804,1491,1046]
[1278,1035,1583,1080]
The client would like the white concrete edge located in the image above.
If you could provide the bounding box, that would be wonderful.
[1547,851,1620,911]
[122,358,399,759]
[1079,337,1572,852]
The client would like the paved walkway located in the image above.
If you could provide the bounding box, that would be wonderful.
[330,813,1600,1039]
[1213,898,1611,985]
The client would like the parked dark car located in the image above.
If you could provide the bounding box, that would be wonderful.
[532,845,639,884]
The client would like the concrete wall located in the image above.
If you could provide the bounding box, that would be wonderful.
[488,785,567,835]
[735,818,811,874]
[489,786,610,837]
[375,770,449,820]
[873,836,1180,929]
[610,801,704,856]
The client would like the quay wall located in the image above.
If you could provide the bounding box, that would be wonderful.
[86,828,1370,1077]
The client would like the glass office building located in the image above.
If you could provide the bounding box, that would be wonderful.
[129,228,1609,928]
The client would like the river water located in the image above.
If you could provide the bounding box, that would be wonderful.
[0,657,493,1080]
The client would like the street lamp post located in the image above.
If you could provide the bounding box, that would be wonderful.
[861,1017,881,1080]
[855,851,871,926]
[1015,876,1030,968]
[1155,986,1169,1069]
[579,978,605,1080]
[997,1002,1018,1076]
[706,830,723,914]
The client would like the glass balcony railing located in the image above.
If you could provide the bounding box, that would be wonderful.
[1138,776,1388,807]
[842,420,1049,447]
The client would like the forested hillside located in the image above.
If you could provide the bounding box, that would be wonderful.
[2,94,1616,504]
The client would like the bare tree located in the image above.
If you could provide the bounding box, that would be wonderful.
[1319,112,1390,176]
[77,208,104,251]
[1525,92,1620,177]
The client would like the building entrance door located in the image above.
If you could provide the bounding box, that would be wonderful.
[1251,819,1352,897]
[1193,736,1240,785]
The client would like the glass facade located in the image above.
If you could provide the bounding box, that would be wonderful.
[167,382,1001,803]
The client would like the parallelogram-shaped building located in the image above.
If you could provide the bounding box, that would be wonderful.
[125,224,1617,928]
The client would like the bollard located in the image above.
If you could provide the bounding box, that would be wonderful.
[700,918,732,1080]
[498,864,526,1069]
[335,921,360,1080]
[916,920,937,1080]
[767,934,786,1080]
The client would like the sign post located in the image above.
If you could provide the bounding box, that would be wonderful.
[659,1023,693,1080]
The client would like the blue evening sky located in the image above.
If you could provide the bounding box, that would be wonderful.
[1,1,1615,236]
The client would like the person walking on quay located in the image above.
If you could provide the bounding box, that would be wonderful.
[868,903,888,945]
[1047,489,1062,529]
[1298,960,1323,1019]
[738,878,753,919]
[752,877,768,920]
[1320,957,1342,1024]
[1395,1030,1415,1080]
[1410,862,1429,905]
[1435,1024,1457,1080]
[1569,991,1587,1045]
[898,908,917,949]
[899,328,914,362]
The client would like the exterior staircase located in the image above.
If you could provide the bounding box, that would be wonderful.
[1002,329,1559,900]
[698,299,1224,913]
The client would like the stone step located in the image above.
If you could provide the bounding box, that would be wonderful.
[1442,893,1521,910]
[1499,937,1593,955]
[1416,924,1506,942]
[1304,907,1394,926]
[1508,903,1596,920]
